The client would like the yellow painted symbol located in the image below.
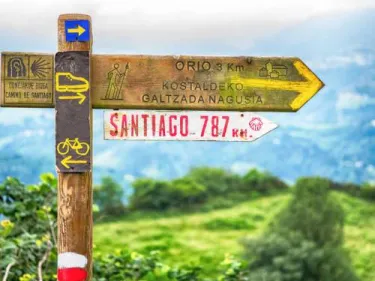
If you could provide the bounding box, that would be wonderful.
[231,60,324,111]
[56,72,89,104]
[56,72,89,92]
[58,92,86,104]
[67,25,86,36]
[61,156,87,169]
[57,138,90,156]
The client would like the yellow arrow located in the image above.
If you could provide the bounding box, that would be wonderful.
[58,92,86,104]
[231,60,324,111]
[61,156,87,169]
[67,25,86,36]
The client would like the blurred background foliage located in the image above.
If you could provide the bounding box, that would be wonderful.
[1,167,375,280]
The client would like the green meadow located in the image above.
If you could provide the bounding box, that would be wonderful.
[94,192,375,281]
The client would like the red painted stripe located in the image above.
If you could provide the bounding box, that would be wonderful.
[58,268,87,281]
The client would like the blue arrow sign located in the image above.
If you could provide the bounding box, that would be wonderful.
[65,20,90,42]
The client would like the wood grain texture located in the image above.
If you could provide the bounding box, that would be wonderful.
[58,173,92,273]
[90,55,323,112]
[57,13,93,281]
[0,54,323,112]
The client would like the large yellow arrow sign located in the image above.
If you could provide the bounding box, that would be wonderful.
[230,60,324,111]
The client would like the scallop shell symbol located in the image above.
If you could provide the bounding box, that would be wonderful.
[31,57,51,78]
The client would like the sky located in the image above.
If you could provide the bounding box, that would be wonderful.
[0,0,374,127]
[0,0,374,183]
[0,0,375,53]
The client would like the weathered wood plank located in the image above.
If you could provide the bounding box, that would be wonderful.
[91,55,324,112]
[56,13,93,281]
[1,54,324,112]
[0,52,54,107]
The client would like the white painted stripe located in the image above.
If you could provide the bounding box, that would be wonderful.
[58,252,87,268]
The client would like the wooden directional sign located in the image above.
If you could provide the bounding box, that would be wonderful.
[1,52,54,107]
[55,51,91,172]
[92,55,324,112]
[1,55,324,112]
[104,110,277,141]
[0,13,326,280]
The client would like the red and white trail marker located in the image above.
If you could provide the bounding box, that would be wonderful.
[58,252,88,281]
[104,110,278,142]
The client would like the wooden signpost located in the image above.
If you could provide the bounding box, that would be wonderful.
[0,13,324,281]
[2,55,323,112]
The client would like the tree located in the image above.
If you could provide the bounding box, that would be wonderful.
[273,177,344,246]
[130,179,172,210]
[243,169,287,194]
[186,167,242,197]
[130,178,207,211]
[168,177,207,208]
[243,177,358,281]
[94,176,126,217]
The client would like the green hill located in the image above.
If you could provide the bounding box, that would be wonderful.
[94,192,375,280]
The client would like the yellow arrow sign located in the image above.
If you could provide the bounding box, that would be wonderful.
[67,25,86,36]
[61,156,87,169]
[230,60,324,111]
[58,92,86,104]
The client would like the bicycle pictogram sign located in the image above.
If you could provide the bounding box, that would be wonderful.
[57,138,90,156]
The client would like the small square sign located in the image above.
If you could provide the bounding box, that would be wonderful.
[65,20,90,42]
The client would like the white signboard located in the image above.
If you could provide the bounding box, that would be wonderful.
[104,110,277,142]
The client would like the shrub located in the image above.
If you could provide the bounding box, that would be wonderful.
[130,178,207,211]
[92,249,249,281]
[243,232,358,281]
[272,177,344,246]
[360,183,375,201]
[130,179,172,210]
[242,177,358,281]
[94,176,127,218]
[242,169,287,194]
[0,174,58,281]
[186,167,242,197]
[168,177,207,208]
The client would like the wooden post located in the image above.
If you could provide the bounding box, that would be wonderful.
[56,14,93,281]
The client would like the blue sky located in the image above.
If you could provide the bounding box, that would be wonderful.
[0,0,374,184]
[0,0,374,53]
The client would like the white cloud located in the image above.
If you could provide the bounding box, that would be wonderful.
[336,91,375,110]
[366,165,375,176]
[310,52,375,70]
[273,138,281,145]
[0,0,374,51]
[94,150,121,169]
[0,136,13,149]
[141,165,161,178]
[123,174,135,183]
[371,120,375,127]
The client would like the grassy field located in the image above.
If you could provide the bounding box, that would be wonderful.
[94,192,375,280]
